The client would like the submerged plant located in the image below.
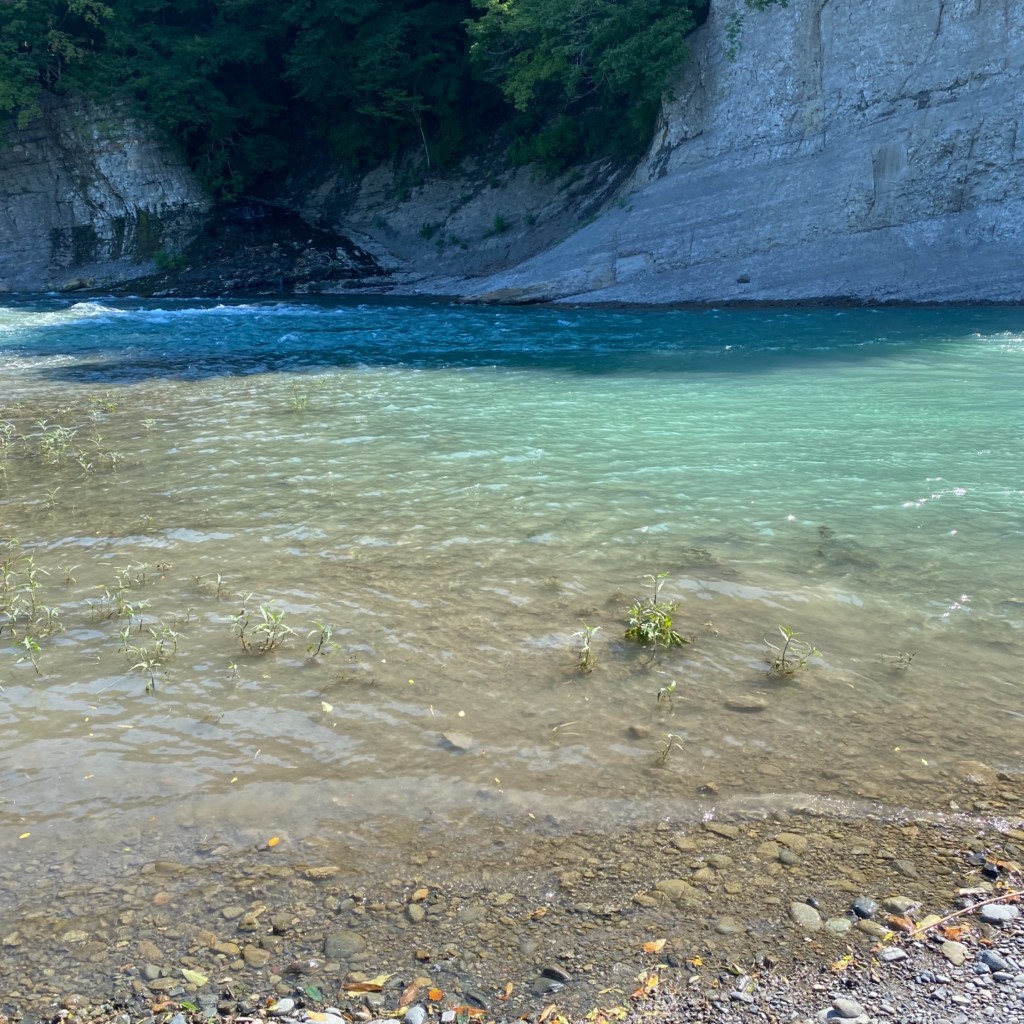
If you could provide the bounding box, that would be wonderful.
[625,573,690,650]
[765,626,820,676]
[881,651,915,670]
[573,623,600,673]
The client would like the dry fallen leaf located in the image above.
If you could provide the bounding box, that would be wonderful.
[267,836,281,848]
[427,987,443,1002]
[641,939,666,954]
[499,982,514,1000]
[538,1003,557,1023]
[397,980,420,1008]
[886,915,914,933]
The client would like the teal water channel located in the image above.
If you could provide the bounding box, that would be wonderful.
[1,297,1022,881]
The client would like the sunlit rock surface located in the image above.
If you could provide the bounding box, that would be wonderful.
[455,0,1024,304]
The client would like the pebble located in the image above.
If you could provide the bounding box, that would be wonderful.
[979,950,1010,972]
[324,928,367,959]
[832,997,867,1019]
[724,696,767,712]
[714,916,743,935]
[789,902,822,931]
[703,822,740,840]
[268,998,295,1015]
[882,895,916,914]
[941,940,968,966]
[825,917,852,935]
[406,904,426,924]
[404,1006,427,1024]
[243,946,271,968]
[655,878,699,901]
[980,904,1019,924]
[878,947,908,962]
[851,896,878,919]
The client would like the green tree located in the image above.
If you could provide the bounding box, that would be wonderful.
[468,0,704,167]
[92,0,294,196]
[284,0,497,171]
[1,0,111,127]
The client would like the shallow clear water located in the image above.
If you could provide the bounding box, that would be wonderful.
[1,297,1022,874]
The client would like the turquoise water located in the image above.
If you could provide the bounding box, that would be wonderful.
[0,298,1022,871]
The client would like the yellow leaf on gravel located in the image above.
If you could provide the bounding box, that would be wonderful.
[182,968,209,985]
[830,954,853,973]
[267,836,281,847]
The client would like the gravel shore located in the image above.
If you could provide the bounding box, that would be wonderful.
[3,805,1023,1024]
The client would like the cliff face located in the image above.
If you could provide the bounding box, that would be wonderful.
[456,0,1024,304]
[3,0,1021,303]
[0,98,209,293]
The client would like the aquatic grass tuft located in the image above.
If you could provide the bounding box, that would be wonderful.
[764,626,820,677]
[625,573,691,650]
[573,623,600,673]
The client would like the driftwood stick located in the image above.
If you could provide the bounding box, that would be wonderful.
[909,887,1024,938]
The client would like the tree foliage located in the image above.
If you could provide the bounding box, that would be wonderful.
[0,0,731,192]
[469,0,703,166]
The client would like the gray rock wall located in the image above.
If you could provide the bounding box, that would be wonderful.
[459,0,1024,304]
[0,98,209,292]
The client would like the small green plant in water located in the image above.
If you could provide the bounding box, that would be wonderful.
[233,595,295,654]
[656,733,685,766]
[764,626,820,676]
[656,679,678,706]
[306,620,335,658]
[573,623,600,673]
[16,635,42,674]
[625,573,690,649]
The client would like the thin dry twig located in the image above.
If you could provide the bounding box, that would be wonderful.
[909,887,1024,938]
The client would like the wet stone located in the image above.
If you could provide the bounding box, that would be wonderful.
[704,822,740,840]
[825,917,852,935]
[243,946,271,968]
[776,832,809,855]
[406,903,426,924]
[137,939,163,961]
[325,928,367,959]
[724,696,768,712]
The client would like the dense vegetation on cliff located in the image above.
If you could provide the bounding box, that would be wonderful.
[1,0,787,197]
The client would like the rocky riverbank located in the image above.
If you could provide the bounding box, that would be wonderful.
[3,804,1022,1024]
